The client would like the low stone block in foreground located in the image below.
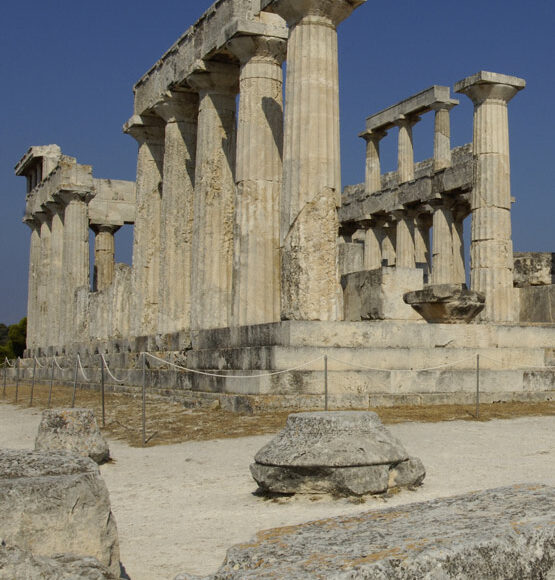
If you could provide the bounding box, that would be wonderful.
[35,408,110,464]
[0,449,120,577]
[251,412,425,495]
[197,484,555,579]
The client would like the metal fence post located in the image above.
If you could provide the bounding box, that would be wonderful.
[324,355,328,411]
[142,353,146,447]
[101,355,106,428]
[15,358,20,402]
[476,354,480,419]
[72,357,79,408]
[48,358,55,408]
[2,359,7,398]
[29,357,37,406]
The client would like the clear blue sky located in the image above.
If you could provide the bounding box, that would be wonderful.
[1,0,553,325]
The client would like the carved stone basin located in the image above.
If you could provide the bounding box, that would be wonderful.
[403,284,485,323]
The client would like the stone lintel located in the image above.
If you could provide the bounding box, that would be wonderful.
[364,85,458,134]
[89,178,136,227]
[123,114,165,142]
[132,9,287,116]
[261,0,367,26]
[14,145,62,177]
[454,70,526,95]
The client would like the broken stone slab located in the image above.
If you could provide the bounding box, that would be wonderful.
[0,449,120,577]
[251,412,425,495]
[0,543,119,580]
[35,408,110,464]
[192,484,555,579]
[403,283,485,323]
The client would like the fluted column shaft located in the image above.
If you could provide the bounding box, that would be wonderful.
[363,130,386,194]
[93,225,119,292]
[456,72,525,322]
[154,93,199,334]
[36,215,51,348]
[382,222,397,267]
[228,36,286,326]
[397,116,417,183]
[61,194,90,344]
[188,62,239,330]
[126,116,165,337]
[431,204,454,284]
[48,207,65,346]
[432,103,455,171]
[364,223,383,270]
[395,214,415,268]
[24,220,41,349]
[452,216,466,284]
[271,0,364,320]
[414,213,432,277]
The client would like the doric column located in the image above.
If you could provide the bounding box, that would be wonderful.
[362,130,387,194]
[431,101,457,171]
[396,115,419,184]
[153,92,199,335]
[267,0,365,321]
[394,212,415,268]
[23,217,41,350]
[456,72,525,322]
[35,212,51,348]
[188,61,239,330]
[227,35,286,326]
[60,191,91,345]
[431,202,454,285]
[45,201,65,347]
[381,218,397,267]
[364,222,384,270]
[92,225,120,292]
[124,115,165,337]
[451,205,467,285]
[414,210,432,279]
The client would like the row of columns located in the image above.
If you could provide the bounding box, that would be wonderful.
[359,200,467,285]
[128,0,364,336]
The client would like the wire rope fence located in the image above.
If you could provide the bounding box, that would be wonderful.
[1,351,554,446]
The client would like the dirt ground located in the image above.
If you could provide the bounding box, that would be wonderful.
[2,379,553,446]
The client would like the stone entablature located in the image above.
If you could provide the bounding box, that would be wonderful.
[132,0,287,115]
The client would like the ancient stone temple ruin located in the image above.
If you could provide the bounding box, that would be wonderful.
[14,0,554,409]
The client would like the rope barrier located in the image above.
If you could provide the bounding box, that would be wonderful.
[77,354,91,382]
[326,354,478,373]
[144,352,327,379]
[100,354,126,383]
[53,356,68,371]
[5,358,14,368]
[34,356,45,369]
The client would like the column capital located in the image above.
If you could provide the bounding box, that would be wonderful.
[90,223,121,236]
[23,213,41,230]
[359,128,388,143]
[152,91,199,124]
[455,71,525,105]
[187,60,239,95]
[227,34,287,67]
[394,114,421,128]
[263,0,366,28]
[430,99,458,112]
[123,114,165,144]
[54,188,94,206]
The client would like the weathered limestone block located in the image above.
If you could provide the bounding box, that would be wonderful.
[0,450,120,576]
[197,484,555,579]
[403,284,486,323]
[0,544,118,580]
[35,409,110,464]
[518,285,555,323]
[514,252,555,287]
[251,412,424,496]
[342,267,423,321]
[338,241,364,275]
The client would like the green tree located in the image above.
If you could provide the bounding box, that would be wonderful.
[8,318,27,358]
[0,323,8,346]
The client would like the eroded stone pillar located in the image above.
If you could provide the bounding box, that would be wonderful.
[268,0,365,320]
[452,208,467,285]
[362,130,386,194]
[414,211,432,279]
[228,35,286,326]
[92,225,119,292]
[432,102,456,171]
[188,62,239,330]
[24,218,41,350]
[35,213,51,348]
[60,192,90,345]
[154,92,199,335]
[382,220,397,267]
[125,115,165,337]
[395,213,415,268]
[46,204,65,347]
[364,222,384,270]
[431,202,454,285]
[456,72,525,322]
[397,115,418,184]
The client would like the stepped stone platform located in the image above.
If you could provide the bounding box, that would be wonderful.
[179,484,555,579]
[15,321,555,411]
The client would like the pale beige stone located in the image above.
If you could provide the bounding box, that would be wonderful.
[23,219,41,349]
[92,225,119,292]
[431,204,454,285]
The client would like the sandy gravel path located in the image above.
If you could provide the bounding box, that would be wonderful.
[1,403,553,580]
